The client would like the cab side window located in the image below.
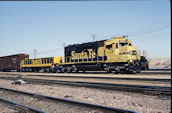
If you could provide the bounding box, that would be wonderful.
[106,44,112,50]
[116,43,118,48]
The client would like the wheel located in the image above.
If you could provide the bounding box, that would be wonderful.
[136,69,140,73]
[28,69,31,72]
[136,65,141,73]
[75,70,78,73]
[35,69,38,72]
[126,71,134,74]
[26,69,28,72]
[106,70,112,73]
[120,70,127,74]
[105,67,111,73]
[61,67,66,73]
[46,69,50,73]
[114,71,120,74]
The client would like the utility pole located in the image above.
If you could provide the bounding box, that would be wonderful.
[62,43,66,59]
[92,34,96,41]
[62,43,66,48]
[33,49,37,59]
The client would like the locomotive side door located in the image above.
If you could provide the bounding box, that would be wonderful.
[114,42,120,61]
[105,43,115,62]
[105,42,120,62]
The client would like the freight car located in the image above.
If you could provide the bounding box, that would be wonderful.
[0,54,29,72]
[20,56,62,72]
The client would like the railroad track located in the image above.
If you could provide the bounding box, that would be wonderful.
[0,97,45,113]
[139,71,171,75]
[59,71,171,75]
[0,73,171,84]
[0,87,136,113]
[0,73,171,82]
[0,77,171,95]
[0,69,171,75]
[148,69,171,71]
[21,74,171,82]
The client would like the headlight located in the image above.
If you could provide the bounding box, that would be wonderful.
[129,60,133,63]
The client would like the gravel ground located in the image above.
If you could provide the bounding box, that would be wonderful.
[0,103,17,113]
[0,89,103,113]
[0,73,171,87]
[0,79,171,113]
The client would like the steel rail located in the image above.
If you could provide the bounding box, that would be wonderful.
[0,86,136,113]
[20,74,171,82]
[27,79,171,95]
[0,97,46,113]
[139,71,171,75]
[0,77,171,95]
[148,69,171,71]
[0,70,171,75]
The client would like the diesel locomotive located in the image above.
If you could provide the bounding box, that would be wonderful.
[20,36,148,73]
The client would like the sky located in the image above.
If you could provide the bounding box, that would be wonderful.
[0,0,171,59]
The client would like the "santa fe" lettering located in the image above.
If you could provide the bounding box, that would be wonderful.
[71,49,96,59]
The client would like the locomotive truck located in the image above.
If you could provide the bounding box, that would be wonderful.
[19,36,148,73]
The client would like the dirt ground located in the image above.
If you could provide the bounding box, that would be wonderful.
[148,58,171,69]
[0,79,171,113]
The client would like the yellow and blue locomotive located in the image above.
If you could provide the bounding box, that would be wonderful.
[58,36,142,73]
[20,36,148,73]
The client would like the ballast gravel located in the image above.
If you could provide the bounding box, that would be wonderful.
[0,79,171,113]
[0,103,17,113]
[0,74,170,87]
[0,90,99,113]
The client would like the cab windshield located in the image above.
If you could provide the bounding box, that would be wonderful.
[119,43,128,47]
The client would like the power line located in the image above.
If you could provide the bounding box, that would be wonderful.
[129,24,170,38]
[131,32,169,41]
[94,24,170,41]
[37,48,64,55]
[94,18,170,40]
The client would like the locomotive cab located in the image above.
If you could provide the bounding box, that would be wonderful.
[103,36,141,73]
